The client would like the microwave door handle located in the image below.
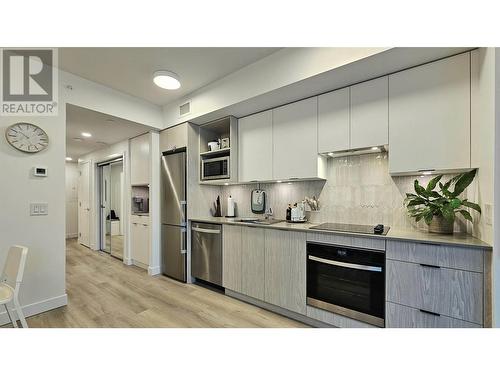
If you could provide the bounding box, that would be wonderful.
[308,255,383,272]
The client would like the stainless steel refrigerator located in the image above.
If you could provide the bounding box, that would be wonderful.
[161,148,187,282]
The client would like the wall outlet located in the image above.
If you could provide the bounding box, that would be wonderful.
[484,204,492,226]
[30,203,48,216]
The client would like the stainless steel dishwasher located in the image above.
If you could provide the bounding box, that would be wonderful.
[191,222,222,286]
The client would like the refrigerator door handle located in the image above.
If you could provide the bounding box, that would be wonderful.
[180,201,187,226]
[180,227,187,254]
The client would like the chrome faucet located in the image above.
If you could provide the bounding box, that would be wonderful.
[264,207,274,220]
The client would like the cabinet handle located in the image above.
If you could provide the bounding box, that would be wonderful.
[419,242,441,247]
[419,263,440,269]
[142,224,148,227]
[419,309,441,317]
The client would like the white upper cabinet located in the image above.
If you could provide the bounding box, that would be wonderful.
[318,87,350,153]
[238,110,273,182]
[273,97,325,180]
[130,133,150,185]
[350,76,388,149]
[389,53,471,175]
[318,77,388,153]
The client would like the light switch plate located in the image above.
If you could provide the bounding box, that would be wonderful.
[30,203,48,216]
[484,204,492,225]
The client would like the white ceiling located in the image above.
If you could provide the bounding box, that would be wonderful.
[59,48,280,106]
[66,104,153,160]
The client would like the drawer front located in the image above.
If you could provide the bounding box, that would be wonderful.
[386,302,481,328]
[307,232,385,251]
[386,260,483,324]
[131,215,149,225]
[387,240,483,272]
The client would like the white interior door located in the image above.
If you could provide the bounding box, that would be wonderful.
[78,161,91,247]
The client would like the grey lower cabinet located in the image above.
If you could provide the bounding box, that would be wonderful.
[222,225,265,300]
[386,240,488,328]
[241,227,265,300]
[222,225,242,292]
[264,229,307,315]
[386,303,481,328]
[222,225,306,315]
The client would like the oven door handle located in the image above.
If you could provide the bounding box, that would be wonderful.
[308,255,383,272]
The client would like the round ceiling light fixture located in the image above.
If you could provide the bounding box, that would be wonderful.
[153,70,181,90]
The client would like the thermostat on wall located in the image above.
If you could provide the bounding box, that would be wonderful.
[33,167,48,177]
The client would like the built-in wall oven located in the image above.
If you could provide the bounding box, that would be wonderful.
[306,242,385,327]
[201,156,230,181]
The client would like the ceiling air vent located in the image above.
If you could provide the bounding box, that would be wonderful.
[179,101,191,117]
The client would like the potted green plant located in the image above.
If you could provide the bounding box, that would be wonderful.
[404,169,481,234]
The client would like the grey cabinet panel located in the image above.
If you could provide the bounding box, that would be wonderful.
[241,226,265,300]
[160,123,187,153]
[386,260,483,324]
[307,232,385,251]
[306,305,377,328]
[386,302,481,328]
[264,230,307,314]
[386,240,483,273]
[222,225,242,292]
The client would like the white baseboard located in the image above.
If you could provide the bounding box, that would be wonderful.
[0,294,68,326]
[66,233,78,239]
[132,260,148,270]
[123,258,133,266]
[148,265,161,276]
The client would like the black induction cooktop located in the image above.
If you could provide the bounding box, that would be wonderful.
[309,223,390,236]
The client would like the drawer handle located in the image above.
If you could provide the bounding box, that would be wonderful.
[419,309,441,317]
[419,263,441,269]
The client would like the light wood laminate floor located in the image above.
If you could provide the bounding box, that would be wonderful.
[24,240,307,328]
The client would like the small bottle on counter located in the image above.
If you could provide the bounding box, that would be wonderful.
[286,204,292,221]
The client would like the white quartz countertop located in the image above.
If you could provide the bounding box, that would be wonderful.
[189,217,492,250]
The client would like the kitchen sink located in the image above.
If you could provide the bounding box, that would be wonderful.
[234,218,283,225]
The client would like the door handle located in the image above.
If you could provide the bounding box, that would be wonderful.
[191,227,221,234]
[308,255,382,272]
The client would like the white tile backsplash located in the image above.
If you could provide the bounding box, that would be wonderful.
[199,152,474,233]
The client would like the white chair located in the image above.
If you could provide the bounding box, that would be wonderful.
[1,246,29,328]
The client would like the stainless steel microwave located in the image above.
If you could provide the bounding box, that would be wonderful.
[201,156,230,180]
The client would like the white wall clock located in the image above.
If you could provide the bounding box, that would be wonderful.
[5,122,49,153]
